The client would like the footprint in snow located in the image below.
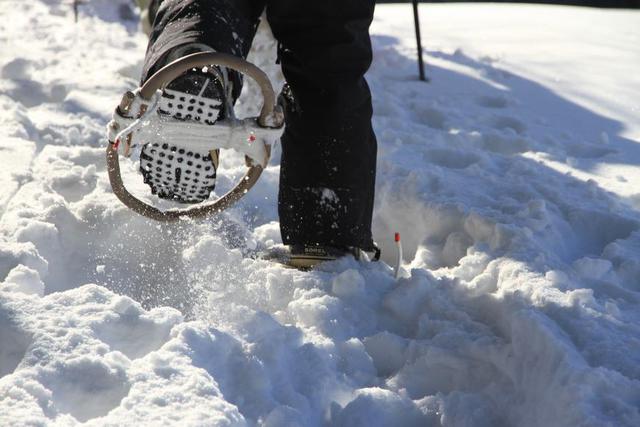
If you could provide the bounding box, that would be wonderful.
[476,95,508,109]
[566,208,638,262]
[566,143,616,159]
[481,132,530,155]
[411,105,447,130]
[423,148,481,169]
[490,115,527,135]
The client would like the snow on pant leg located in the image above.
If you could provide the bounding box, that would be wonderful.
[141,0,266,100]
[266,0,377,250]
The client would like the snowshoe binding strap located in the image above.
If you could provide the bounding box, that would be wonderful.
[106,52,284,222]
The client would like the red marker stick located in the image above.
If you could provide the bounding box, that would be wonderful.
[394,232,403,279]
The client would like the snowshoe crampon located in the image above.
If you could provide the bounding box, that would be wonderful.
[106,52,284,221]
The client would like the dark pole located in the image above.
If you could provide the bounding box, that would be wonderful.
[412,0,427,81]
[74,0,79,22]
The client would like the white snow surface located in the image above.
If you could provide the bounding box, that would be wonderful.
[1,1,639,425]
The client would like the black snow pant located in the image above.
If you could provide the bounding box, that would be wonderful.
[142,0,377,251]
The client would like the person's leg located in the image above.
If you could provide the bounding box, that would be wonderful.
[142,0,266,99]
[266,0,377,251]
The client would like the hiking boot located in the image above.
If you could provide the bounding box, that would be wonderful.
[287,244,363,269]
[139,49,229,203]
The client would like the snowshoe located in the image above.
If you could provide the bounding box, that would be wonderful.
[106,51,284,222]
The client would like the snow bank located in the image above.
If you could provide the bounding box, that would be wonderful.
[1,0,639,425]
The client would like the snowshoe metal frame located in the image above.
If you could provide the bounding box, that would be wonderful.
[107,52,284,222]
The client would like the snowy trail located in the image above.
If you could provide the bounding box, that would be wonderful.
[1,1,640,426]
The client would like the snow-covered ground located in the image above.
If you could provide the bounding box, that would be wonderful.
[1,0,639,425]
